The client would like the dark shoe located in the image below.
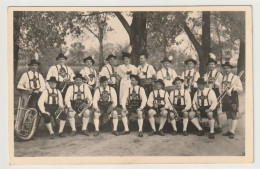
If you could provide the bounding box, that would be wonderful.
[229,132,235,139]
[197,130,205,136]
[215,127,222,133]
[138,131,143,137]
[172,130,178,135]
[158,129,165,136]
[148,130,156,136]
[58,132,66,137]
[222,131,231,136]
[208,133,215,139]
[94,131,100,136]
[120,130,130,135]
[112,130,120,136]
[49,133,55,139]
[81,130,89,136]
[70,131,77,136]
[183,131,188,136]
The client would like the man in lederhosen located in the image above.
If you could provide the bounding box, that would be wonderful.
[121,74,147,137]
[17,59,46,109]
[138,51,157,97]
[93,76,119,136]
[204,56,223,133]
[168,77,204,136]
[221,62,243,139]
[38,77,67,139]
[80,56,98,95]
[181,58,200,100]
[46,53,75,98]
[157,57,177,94]
[147,79,170,136]
[192,78,218,139]
[65,73,93,136]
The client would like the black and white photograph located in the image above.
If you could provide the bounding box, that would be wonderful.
[7,6,253,164]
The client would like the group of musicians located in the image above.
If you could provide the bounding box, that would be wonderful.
[17,51,243,139]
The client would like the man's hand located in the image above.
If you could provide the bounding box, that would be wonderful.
[58,106,64,110]
[196,110,200,116]
[137,108,142,112]
[108,79,113,84]
[160,107,166,111]
[181,109,186,113]
[205,109,211,113]
[68,107,74,112]
[43,111,50,116]
[96,108,101,113]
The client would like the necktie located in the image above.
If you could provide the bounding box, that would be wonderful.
[111,66,115,74]
[188,70,191,77]
[166,68,170,76]
[201,91,204,107]
[52,89,56,104]
[177,90,181,105]
[209,71,213,78]
[187,70,192,84]
[33,72,37,89]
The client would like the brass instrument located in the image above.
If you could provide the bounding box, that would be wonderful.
[54,107,64,119]
[14,96,39,141]
[74,99,90,114]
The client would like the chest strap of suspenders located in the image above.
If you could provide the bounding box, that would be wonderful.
[173,90,186,105]
[153,90,166,104]
[222,74,235,87]
[198,89,211,107]
[73,85,85,100]
[145,65,149,79]
[128,86,141,103]
[27,72,41,89]
[99,86,111,101]
[56,65,68,81]
[47,89,58,105]
[105,66,112,79]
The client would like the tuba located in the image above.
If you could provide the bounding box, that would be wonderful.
[14,96,39,141]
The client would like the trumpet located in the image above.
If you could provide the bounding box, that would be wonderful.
[54,107,64,119]
[74,99,90,114]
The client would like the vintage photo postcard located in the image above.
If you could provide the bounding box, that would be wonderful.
[7,6,253,165]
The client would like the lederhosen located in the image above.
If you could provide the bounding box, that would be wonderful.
[26,72,42,109]
[97,87,113,114]
[151,90,167,115]
[197,89,211,118]
[207,71,220,117]
[105,65,117,90]
[171,90,187,117]
[56,65,70,98]
[70,85,88,114]
[140,65,153,97]
[184,70,197,100]
[222,74,239,112]
[126,87,142,114]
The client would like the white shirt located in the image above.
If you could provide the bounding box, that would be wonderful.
[169,89,191,111]
[203,69,223,88]
[99,64,117,84]
[93,86,117,110]
[193,88,218,111]
[157,67,177,87]
[80,66,98,86]
[222,73,243,92]
[65,84,93,108]
[46,64,75,82]
[117,64,138,80]
[138,63,156,79]
[17,71,46,92]
[122,85,147,110]
[147,89,171,109]
[38,88,63,113]
[181,69,200,88]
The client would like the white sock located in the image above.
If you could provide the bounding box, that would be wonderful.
[46,123,54,134]
[216,116,222,128]
[231,120,238,134]
[94,119,99,131]
[59,120,66,133]
[113,118,118,131]
[122,117,129,131]
[149,117,156,131]
[228,119,232,132]
[183,118,188,131]
[171,120,177,131]
[191,118,202,130]
[209,119,215,133]
[82,117,89,131]
[68,118,76,131]
[159,117,167,130]
[138,119,143,132]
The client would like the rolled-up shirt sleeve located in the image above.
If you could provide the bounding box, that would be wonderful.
[184,90,192,110]
[93,89,100,110]
[121,90,129,109]
[39,74,46,92]
[164,92,171,109]
[65,86,73,108]
[232,76,243,92]
[139,87,147,110]
[147,92,154,108]
[84,84,93,106]
[209,90,218,111]
[192,92,198,111]
[17,73,27,90]
[58,90,64,107]
[38,90,48,113]
[110,87,117,108]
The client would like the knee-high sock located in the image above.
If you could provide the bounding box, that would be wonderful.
[191,118,202,130]
[46,123,54,134]
[59,120,66,133]
[113,118,118,131]
[231,120,238,134]
[183,118,188,131]
[171,120,177,131]
[159,117,167,130]
[209,119,215,133]
[82,117,89,131]
[227,119,232,132]
[68,118,76,131]
[216,116,222,127]
[149,117,156,131]
[122,117,129,131]
[94,119,99,131]
[138,119,143,132]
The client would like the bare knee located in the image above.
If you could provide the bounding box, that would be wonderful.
[207,112,213,120]
[137,111,143,119]
[161,110,168,118]
[183,111,188,118]
[189,111,195,119]
[94,112,100,119]
[68,111,75,119]
[169,113,175,120]
[83,109,90,118]
[148,109,155,118]
[112,110,118,119]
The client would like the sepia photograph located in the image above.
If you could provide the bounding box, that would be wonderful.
[7,6,253,165]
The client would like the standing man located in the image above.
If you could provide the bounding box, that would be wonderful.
[38,77,67,138]
[138,51,157,97]
[46,53,75,98]
[65,73,93,136]
[147,79,170,136]
[193,78,218,139]
[121,74,147,137]
[157,57,177,94]
[204,56,223,133]
[221,62,243,139]
[93,76,119,136]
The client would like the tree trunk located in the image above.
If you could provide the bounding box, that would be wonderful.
[99,38,104,70]
[237,38,245,81]
[13,11,22,79]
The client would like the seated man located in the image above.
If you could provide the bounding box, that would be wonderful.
[38,77,67,139]
[147,79,170,136]
[121,74,147,137]
[93,76,119,136]
[192,78,218,139]
[65,73,93,136]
